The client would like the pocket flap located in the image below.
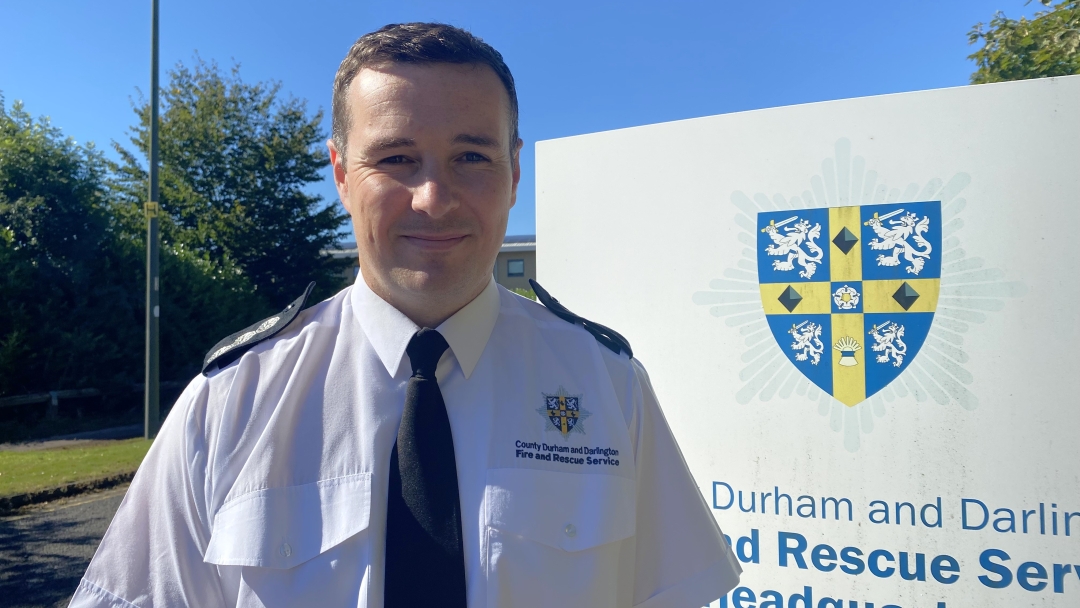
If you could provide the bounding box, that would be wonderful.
[204,472,371,569]
[485,468,635,552]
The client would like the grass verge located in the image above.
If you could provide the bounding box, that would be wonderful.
[0,438,152,497]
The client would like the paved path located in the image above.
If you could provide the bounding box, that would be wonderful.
[0,485,127,608]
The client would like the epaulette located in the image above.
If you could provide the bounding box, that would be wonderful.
[529,279,633,358]
[201,282,316,375]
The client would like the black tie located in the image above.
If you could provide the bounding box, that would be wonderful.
[384,328,467,607]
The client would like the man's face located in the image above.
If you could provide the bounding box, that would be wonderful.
[330,62,521,321]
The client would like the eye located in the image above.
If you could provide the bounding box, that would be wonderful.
[462,152,489,162]
[379,155,411,165]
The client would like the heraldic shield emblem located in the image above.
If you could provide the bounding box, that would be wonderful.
[538,386,591,438]
[757,202,941,406]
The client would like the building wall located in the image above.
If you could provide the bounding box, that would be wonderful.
[494,250,536,291]
[332,250,360,283]
[327,244,536,292]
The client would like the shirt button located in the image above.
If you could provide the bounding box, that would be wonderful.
[564,523,577,538]
[280,542,292,557]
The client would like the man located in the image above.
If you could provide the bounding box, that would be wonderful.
[71,23,740,608]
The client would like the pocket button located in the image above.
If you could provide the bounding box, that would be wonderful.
[564,523,577,538]
[280,542,292,557]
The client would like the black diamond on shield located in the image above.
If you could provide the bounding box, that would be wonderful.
[778,286,802,312]
[893,282,920,310]
[832,227,859,255]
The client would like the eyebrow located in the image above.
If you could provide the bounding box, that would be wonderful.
[361,133,501,157]
[451,133,500,148]
[362,137,416,155]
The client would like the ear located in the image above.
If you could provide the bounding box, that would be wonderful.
[509,138,523,209]
[327,139,350,211]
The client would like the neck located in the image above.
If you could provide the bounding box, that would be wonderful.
[363,273,489,329]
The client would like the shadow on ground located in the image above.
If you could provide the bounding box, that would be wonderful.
[0,487,125,608]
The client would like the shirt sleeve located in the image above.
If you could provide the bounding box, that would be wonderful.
[69,376,228,608]
[629,359,741,608]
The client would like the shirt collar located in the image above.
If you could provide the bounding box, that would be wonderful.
[351,275,500,380]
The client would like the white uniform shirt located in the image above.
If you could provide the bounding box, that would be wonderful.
[71,278,741,608]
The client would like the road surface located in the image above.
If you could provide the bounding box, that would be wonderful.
[0,485,127,608]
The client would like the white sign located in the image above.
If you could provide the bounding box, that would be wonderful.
[536,75,1080,608]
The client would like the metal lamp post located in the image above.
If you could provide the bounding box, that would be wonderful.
[145,0,161,439]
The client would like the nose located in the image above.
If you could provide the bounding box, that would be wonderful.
[410,164,458,219]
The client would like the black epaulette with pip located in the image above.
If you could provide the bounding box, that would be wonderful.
[529,279,633,358]
[201,282,316,375]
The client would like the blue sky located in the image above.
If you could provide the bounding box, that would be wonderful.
[1,0,1040,237]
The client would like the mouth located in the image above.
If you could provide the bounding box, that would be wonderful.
[401,233,469,251]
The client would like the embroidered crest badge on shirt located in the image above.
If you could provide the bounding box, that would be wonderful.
[538,386,591,439]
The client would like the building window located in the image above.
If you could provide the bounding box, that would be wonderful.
[507,259,525,277]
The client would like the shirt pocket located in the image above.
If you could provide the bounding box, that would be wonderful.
[485,468,635,608]
[204,472,372,570]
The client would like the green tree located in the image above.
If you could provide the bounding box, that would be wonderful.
[969,0,1080,83]
[0,96,141,396]
[112,58,350,308]
[0,95,271,399]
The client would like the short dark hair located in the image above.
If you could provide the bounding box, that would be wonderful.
[332,22,519,162]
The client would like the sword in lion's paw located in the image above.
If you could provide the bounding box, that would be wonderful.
[863,208,904,225]
[760,216,799,232]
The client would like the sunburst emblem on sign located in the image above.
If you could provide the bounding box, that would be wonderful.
[692,138,1026,451]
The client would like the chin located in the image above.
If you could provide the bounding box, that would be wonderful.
[391,266,477,298]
